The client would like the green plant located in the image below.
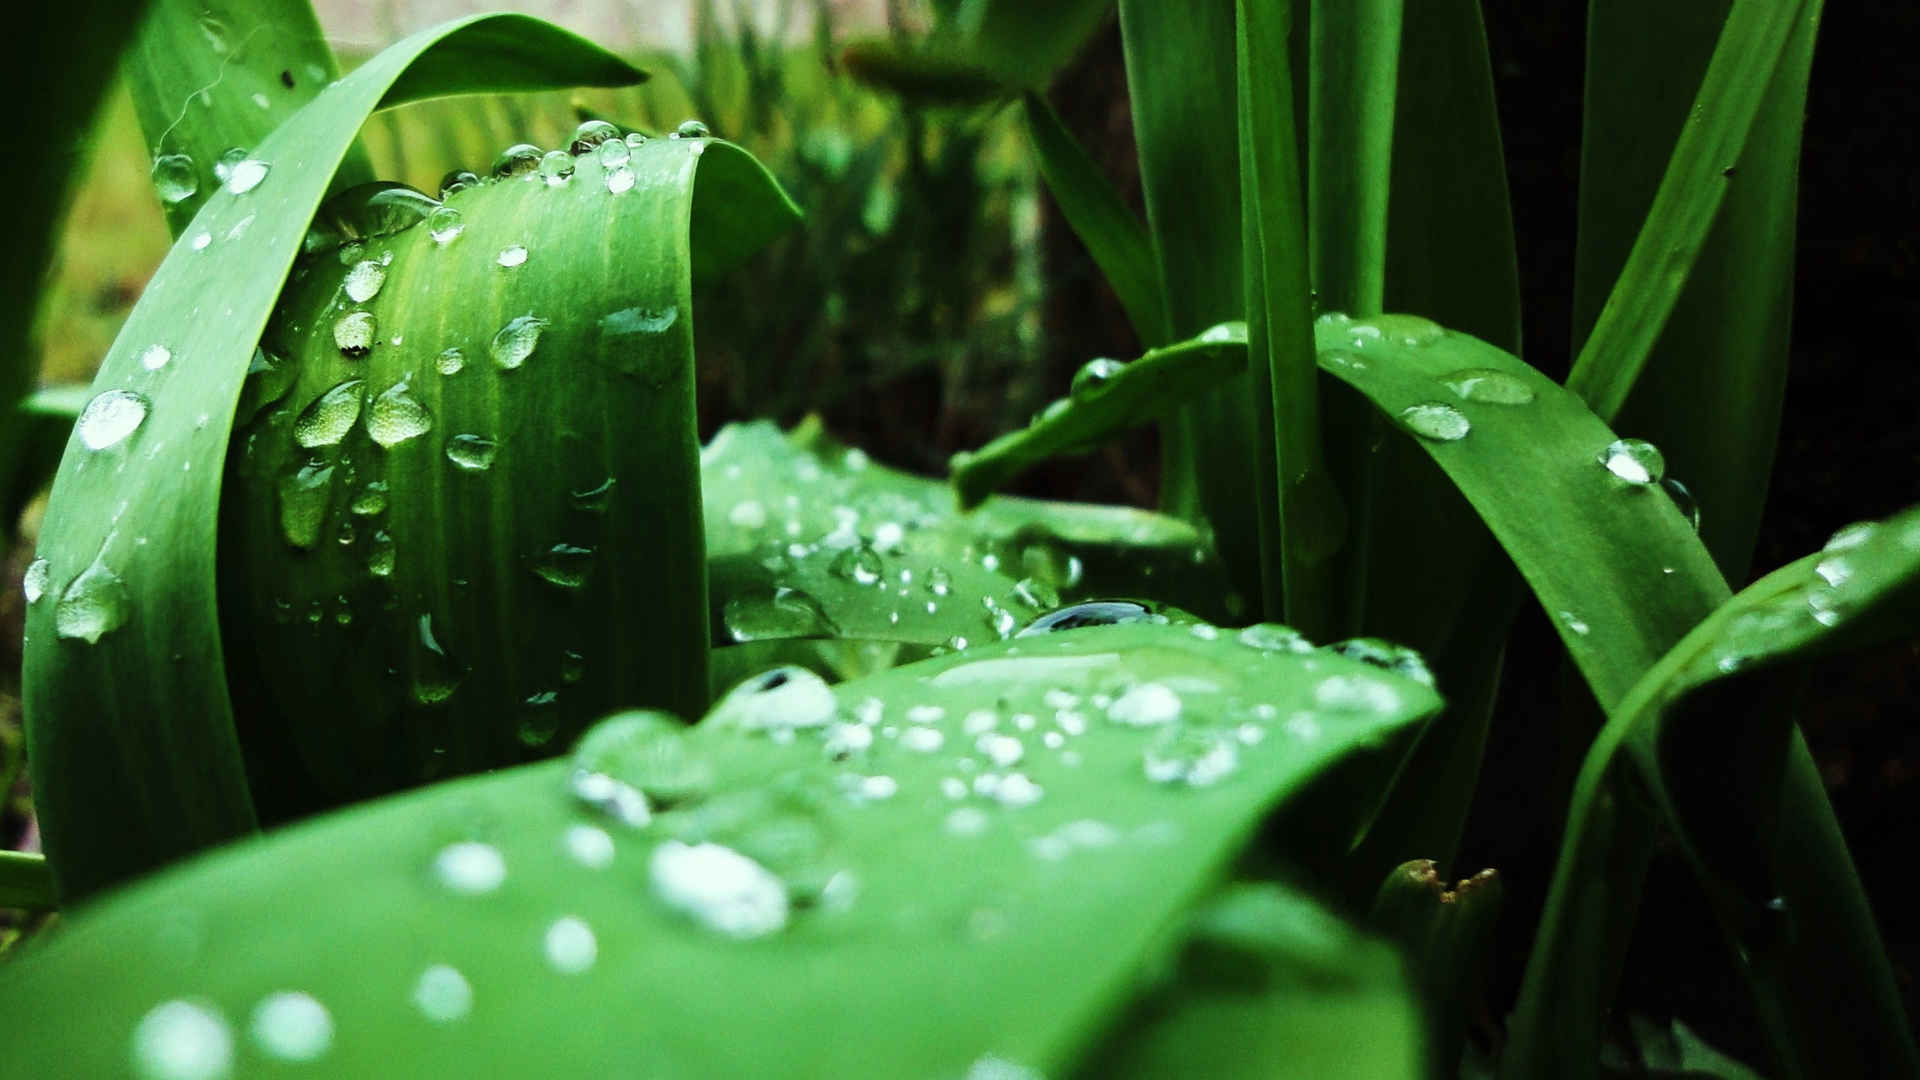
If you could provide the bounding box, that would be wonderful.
[1,2,1914,1079]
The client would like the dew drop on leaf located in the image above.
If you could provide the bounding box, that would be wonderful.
[1597,438,1665,485]
[544,916,597,973]
[722,587,838,642]
[151,154,198,204]
[491,143,541,178]
[649,840,789,939]
[247,992,332,1063]
[366,379,433,448]
[131,999,232,1080]
[1108,682,1182,727]
[54,555,130,644]
[1017,599,1156,637]
[332,311,376,358]
[709,665,837,731]
[1069,357,1124,400]
[409,613,464,704]
[532,543,594,588]
[606,166,635,194]
[1662,476,1701,530]
[22,556,49,604]
[1143,725,1240,786]
[222,158,269,195]
[291,379,364,448]
[432,840,505,895]
[1239,622,1314,653]
[426,205,464,244]
[496,244,528,268]
[1398,402,1470,442]
[489,314,547,369]
[437,170,479,199]
[351,481,388,516]
[445,433,498,471]
[77,389,150,450]
[140,344,172,371]
[342,259,386,302]
[564,824,615,869]
[410,965,472,1023]
[674,119,712,139]
[569,119,620,154]
[1439,367,1534,404]
[596,138,631,168]
[537,149,574,185]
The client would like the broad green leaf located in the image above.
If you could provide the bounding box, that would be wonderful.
[1079,883,1423,1078]
[1564,0,1816,424]
[1509,506,1920,1079]
[1576,0,1821,580]
[0,0,148,552]
[1118,0,1272,615]
[1020,92,1169,345]
[22,15,646,902]
[0,623,1436,1078]
[124,0,369,238]
[950,323,1247,508]
[1238,0,1339,635]
[704,419,1235,647]
[219,135,798,822]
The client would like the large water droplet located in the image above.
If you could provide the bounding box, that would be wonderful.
[492,143,542,178]
[1662,476,1701,530]
[278,463,333,550]
[597,138,631,169]
[571,710,713,827]
[366,379,432,448]
[437,170,479,199]
[132,999,232,1080]
[1070,357,1125,400]
[342,259,386,302]
[427,205,464,244]
[77,389,150,450]
[222,158,269,194]
[674,119,712,139]
[489,314,547,369]
[445,434,497,471]
[532,543,594,588]
[351,481,388,517]
[650,840,789,939]
[1440,367,1535,404]
[829,543,884,586]
[410,965,472,1023]
[538,149,574,185]
[1238,622,1314,653]
[248,992,332,1063]
[1017,600,1157,637]
[723,587,838,641]
[23,556,50,604]
[1108,682,1182,726]
[496,244,528,268]
[710,666,837,732]
[333,311,376,357]
[570,119,620,154]
[151,154,198,204]
[1598,438,1664,485]
[292,379,364,448]
[410,614,464,704]
[1398,402,1470,442]
[1143,726,1240,786]
[606,166,636,194]
[432,840,505,895]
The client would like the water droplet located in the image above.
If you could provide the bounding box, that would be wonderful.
[222,158,269,194]
[437,170,479,199]
[625,132,650,149]
[1662,477,1701,530]
[343,259,385,302]
[23,557,49,604]
[1143,726,1240,786]
[77,389,150,450]
[191,231,211,251]
[543,915,597,973]
[599,305,679,336]
[1399,402,1470,441]
[1824,521,1876,552]
[1328,637,1433,685]
[425,204,464,244]
[1238,622,1314,653]
[1020,542,1085,589]
[560,650,586,683]
[901,725,945,752]
[573,710,714,817]
[564,824,615,869]
[1108,682,1182,726]
[1440,367,1534,404]
[367,531,396,577]
[925,566,953,597]
[151,154,198,204]
[489,314,547,369]
[723,587,838,641]
[491,143,542,178]
[1070,357,1125,399]
[496,244,528,268]
[674,119,712,139]
[596,137,631,169]
[1010,577,1060,611]
[570,477,616,512]
[410,613,464,703]
[445,434,497,471]
[1598,438,1665,485]
[727,499,767,529]
[333,311,376,357]
[570,119,621,153]
[829,544,884,585]
[292,379,364,448]
[1017,600,1157,637]
[532,543,594,588]
[710,666,837,732]
[650,840,788,939]
[1557,611,1591,636]
[132,999,232,1080]
[1314,674,1401,713]
[351,481,388,516]
[538,149,574,185]
[140,343,172,371]
[976,732,1024,768]
[433,841,505,895]
[272,462,333,550]
[248,992,332,1063]
[366,378,433,448]
[606,166,635,194]
[411,965,472,1023]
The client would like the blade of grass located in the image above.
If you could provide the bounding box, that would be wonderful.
[23,15,645,902]
[1508,506,1920,1078]
[1575,0,1822,579]
[1020,92,1169,346]
[123,0,370,238]
[1237,0,1338,636]
[1306,0,1399,317]
[1564,0,1816,423]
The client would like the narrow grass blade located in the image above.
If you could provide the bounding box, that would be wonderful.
[1307,0,1400,317]
[950,323,1247,508]
[219,136,796,820]
[1509,507,1920,1078]
[1237,0,1339,636]
[1118,0,1272,615]
[1020,92,1169,345]
[1079,884,1424,1078]
[123,0,371,238]
[22,15,645,902]
[0,623,1434,1077]
[1576,1,1822,579]
[1565,0,1816,424]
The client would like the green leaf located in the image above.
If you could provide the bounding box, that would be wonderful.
[1564,0,1817,424]
[1020,92,1169,345]
[0,851,55,912]
[0,623,1436,1077]
[1575,0,1822,580]
[1307,0,1400,318]
[950,323,1247,509]
[23,15,645,903]
[219,135,798,821]
[1508,506,1920,1079]
[705,419,1235,647]
[842,0,1114,105]
[124,0,369,238]
[1079,883,1424,1079]
[5,387,93,526]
